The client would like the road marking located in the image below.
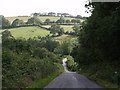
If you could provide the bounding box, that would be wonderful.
[72,76,77,80]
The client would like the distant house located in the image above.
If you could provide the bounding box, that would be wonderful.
[61,13,70,17]
[57,13,62,17]
[48,12,56,16]
[57,13,70,17]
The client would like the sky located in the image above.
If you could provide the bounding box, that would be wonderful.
[0,0,91,17]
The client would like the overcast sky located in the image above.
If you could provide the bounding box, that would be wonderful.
[0,0,91,17]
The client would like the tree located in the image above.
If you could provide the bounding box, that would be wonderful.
[66,20,71,24]
[2,30,13,41]
[71,19,77,24]
[44,18,51,25]
[49,24,57,35]
[32,13,39,16]
[43,39,59,52]
[12,19,24,27]
[58,28,64,36]
[49,24,64,36]
[54,41,71,55]
[48,12,56,16]
[72,24,80,35]
[71,2,120,85]
[76,15,82,18]
[0,16,10,29]
[33,48,49,59]
[56,17,65,24]
[26,17,42,25]
[76,20,81,23]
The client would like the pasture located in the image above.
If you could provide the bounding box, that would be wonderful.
[52,34,77,43]
[42,25,74,32]
[2,26,50,39]
[61,25,73,32]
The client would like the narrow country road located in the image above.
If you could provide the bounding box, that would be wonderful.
[45,58,102,88]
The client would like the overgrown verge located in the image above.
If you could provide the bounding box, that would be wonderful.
[71,2,120,88]
[2,31,63,88]
[77,61,118,88]
[26,72,61,88]
[64,55,78,72]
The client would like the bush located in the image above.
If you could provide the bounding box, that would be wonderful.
[65,55,78,72]
[2,31,62,88]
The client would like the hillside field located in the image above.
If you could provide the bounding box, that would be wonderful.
[1,26,50,39]
[42,25,74,32]
[1,26,76,40]
[52,34,77,43]
[6,16,84,24]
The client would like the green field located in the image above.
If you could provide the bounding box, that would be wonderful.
[61,25,74,32]
[42,25,74,32]
[6,17,30,23]
[41,25,51,28]
[1,25,75,40]
[53,34,77,42]
[2,26,50,39]
[6,16,84,24]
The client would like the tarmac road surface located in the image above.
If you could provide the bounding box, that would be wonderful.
[45,58,102,88]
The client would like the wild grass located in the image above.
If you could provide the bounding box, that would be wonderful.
[54,63,64,72]
[78,71,118,88]
[26,72,61,88]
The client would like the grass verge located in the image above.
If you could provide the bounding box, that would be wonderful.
[77,71,118,88]
[54,63,64,72]
[26,72,62,88]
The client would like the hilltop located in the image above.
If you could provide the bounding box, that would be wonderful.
[6,16,85,24]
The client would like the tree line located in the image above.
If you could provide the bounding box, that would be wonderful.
[31,12,88,19]
[0,15,81,29]
[1,16,81,36]
[71,2,120,87]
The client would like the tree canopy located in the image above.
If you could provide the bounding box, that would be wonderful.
[71,2,120,86]
[26,17,42,25]
[0,16,10,29]
[12,19,24,27]
[72,24,80,35]
[49,24,64,36]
